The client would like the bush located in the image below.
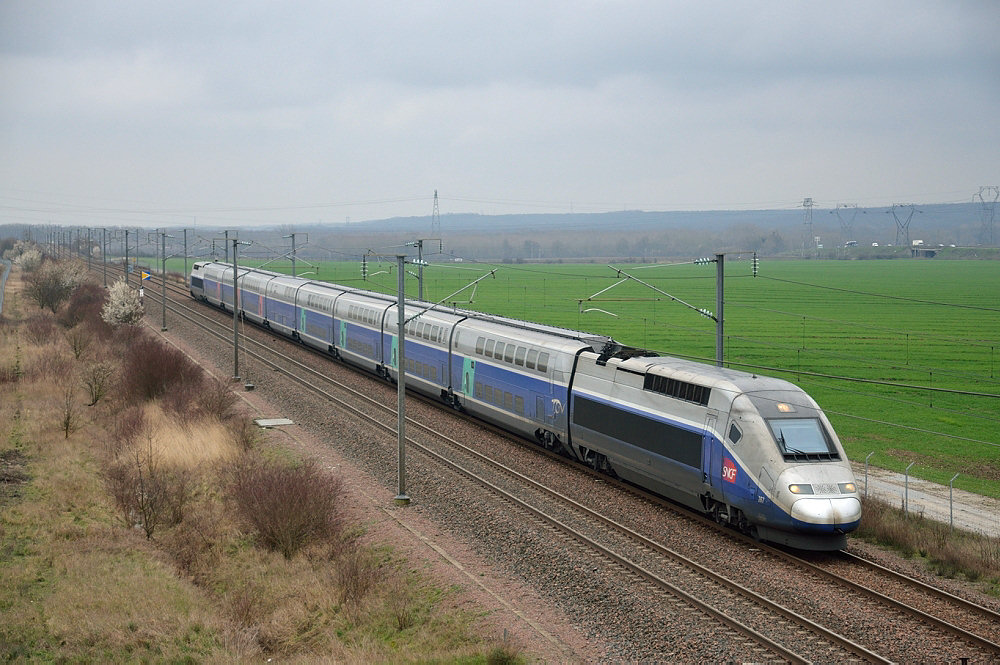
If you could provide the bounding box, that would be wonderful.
[25,260,77,312]
[107,405,147,458]
[82,360,115,406]
[227,456,343,559]
[227,417,258,451]
[198,378,239,421]
[121,336,203,403]
[60,282,107,329]
[65,325,92,359]
[24,312,58,344]
[101,436,193,539]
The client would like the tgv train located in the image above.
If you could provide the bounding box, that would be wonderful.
[190,261,861,550]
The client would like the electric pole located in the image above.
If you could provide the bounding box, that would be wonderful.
[431,190,440,237]
[976,186,999,246]
[801,197,814,256]
[833,203,858,242]
[889,204,917,247]
[395,254,410,506]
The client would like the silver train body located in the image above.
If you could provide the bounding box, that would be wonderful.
[190,261,861,550]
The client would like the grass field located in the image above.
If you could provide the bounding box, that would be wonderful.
[158,256,1000,499]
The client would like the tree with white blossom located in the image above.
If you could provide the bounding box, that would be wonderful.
[101,278,144,327]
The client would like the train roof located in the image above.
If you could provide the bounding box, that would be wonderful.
[601,352,804,396]
[194,260,613,351]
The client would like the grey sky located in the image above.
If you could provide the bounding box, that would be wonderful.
[1,1,997,228]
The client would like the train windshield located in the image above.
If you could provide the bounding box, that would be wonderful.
[767,418,838,461]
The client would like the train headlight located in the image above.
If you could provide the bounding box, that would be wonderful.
[839,482,857,494]
[788,484,814,495]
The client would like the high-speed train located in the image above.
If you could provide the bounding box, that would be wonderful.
[190,260,861,550]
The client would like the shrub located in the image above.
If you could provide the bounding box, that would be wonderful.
[24,312,57,344]
[121,336,203,403]
[227,456,343,559]
[487,644,523,665]
[198,378,239,421]
[107,405,147,457]
[101,436,192,539]
[161,496,226,577]
[227,417,258,451]
[65,325,93,359]
[25,260,76,312]
[60,385,80,439]
[60,282,107,329]
[82,360,115,406]
[12,247,42,272]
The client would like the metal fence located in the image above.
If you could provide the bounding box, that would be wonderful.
[0,259,11,317]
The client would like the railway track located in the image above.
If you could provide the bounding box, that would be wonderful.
[94,263,1000,662]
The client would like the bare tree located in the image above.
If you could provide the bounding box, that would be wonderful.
[61,385,80,438]
[82,361,115,406]
[25,261,75,312]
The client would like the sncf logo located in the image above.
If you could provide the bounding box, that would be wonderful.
[722,458,738,483]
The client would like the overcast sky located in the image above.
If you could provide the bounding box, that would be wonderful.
[1,1,998,229]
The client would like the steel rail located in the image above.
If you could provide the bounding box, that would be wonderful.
[131,280,884,664]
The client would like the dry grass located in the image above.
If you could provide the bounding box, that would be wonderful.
[857,495,1000,591]
[141,403,242,467]
[1,262,522,663]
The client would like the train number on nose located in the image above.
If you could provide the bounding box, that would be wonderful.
[722,458,738,483]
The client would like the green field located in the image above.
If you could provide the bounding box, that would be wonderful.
[159,256,1000,499]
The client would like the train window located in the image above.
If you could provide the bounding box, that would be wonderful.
[494,342,505,360]
[423,325,431,340]
[526,349,538,369]
[476,337,486,354]
[768,418,836,460]
[504,392,513,410]
[514,396,524,415]
[504,345,515,363]
[484,385,493,402]
[485,339,496,357]
[475,382,483,398]
[514,347,526,366]
[728,423,742,444]
[433,326,441,342]
[537,353,549,373]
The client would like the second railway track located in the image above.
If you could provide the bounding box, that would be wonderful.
[97,263,1000,662]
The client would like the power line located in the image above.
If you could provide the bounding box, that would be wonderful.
[822,409,1000,449]
[757,275,1000,312]
[652,349,1000,399]
[726,301,996,349]
[796,376,1000,425]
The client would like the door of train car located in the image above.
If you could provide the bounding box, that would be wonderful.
[702,413,717,489]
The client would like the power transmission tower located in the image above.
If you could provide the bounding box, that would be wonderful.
[976,186,999,246]
[833,203,858,241]
[801,197,814,256]
[431,190,440,237]
[889,204,917,247]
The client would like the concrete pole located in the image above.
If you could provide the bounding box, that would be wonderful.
[160,232,167,331]
[417,239,424,301]
[395,254,410,505]
[102,228,107,287]
[715,252,724,366]
[232,238,240,380]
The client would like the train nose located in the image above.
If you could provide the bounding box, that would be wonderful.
[791,497,862,530]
